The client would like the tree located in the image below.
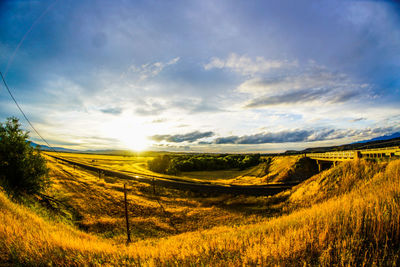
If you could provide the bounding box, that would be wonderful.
[0,117,49,197]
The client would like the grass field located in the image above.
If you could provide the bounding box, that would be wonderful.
[1,154,399,265]
[39,155,268,240]
[46,152,308,186]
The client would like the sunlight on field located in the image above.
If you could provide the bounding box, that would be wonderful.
[44,152,315,187]
[1,159,399,265]
[40,155,262,242]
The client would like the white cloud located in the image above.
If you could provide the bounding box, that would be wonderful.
[125,57,180,81]
[236,62,372,107]
[204,53,297,75]
[237,71,346,95]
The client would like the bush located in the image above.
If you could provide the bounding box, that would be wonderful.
[148,153,261,174]
[0,117,49,197]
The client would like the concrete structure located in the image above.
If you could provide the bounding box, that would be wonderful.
[306,146,400,172]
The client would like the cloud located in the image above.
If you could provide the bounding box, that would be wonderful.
[244,87,361,108]
[2,1,400,152]
[239,63,371,108]
[204,53,297,75]
[198,141,212,145]
[152,143,192,151]
[100,107,123,115]
[125,57,180,81]
[213,126,399,144]
[214,130,311,144]
[170,98,224,113]
[214,136,240,144]
[151,131,215,143]
[237,68,343,95]
[134,100,166,116]
[131,97,223,116]
[151,118,167,123]
[351,117,366,122]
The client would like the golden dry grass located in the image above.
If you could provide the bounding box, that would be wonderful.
[223,155,309,185]
[1,157,399,265]
[48,152,303,186]
[43,155,264,240]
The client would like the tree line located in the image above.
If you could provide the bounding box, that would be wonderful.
[148,154,261,175]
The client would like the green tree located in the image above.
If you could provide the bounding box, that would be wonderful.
[0,117,49,197]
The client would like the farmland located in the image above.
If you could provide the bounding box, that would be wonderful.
[46,152,312,185]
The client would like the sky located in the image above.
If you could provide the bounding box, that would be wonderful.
[1,0,400,152]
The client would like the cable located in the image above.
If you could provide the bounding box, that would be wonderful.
[0,71,59,154]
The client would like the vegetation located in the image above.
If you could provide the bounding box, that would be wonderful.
[148,154,261,174]
[48,152,319,185]
[0,158,399,265]
[1,147,399,265]
[0,117,49,198]
[35,155,264,240]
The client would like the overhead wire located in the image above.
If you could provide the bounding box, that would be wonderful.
[1,0,60,155]
[0,71,59,154]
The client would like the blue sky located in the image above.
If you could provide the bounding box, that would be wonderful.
[1,0,400,152]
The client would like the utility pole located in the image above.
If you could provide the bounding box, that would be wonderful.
[124,183,131,244]
[152,177,156,195]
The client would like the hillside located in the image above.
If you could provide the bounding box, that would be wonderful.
[1,157,399,265]
[221,155,318,185]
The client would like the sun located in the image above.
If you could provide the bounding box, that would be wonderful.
[118,131,149,151]
[103,116,150,151]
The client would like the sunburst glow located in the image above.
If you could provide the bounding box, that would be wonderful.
[102,116,149,151]
[119,131,148,151]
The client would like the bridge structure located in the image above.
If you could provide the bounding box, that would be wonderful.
[306,146,400,172]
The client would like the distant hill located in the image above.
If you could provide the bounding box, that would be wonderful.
[352,132,400,144]
[30,141,78,152]
[29,142,162,156]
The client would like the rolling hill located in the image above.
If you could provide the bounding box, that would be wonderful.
[1,152,399,265]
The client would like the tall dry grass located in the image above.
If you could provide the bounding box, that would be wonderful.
[42,155,263,241]
[0,159,399,265]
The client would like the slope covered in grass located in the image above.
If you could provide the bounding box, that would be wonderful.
[42,155,263,241]
[226,155,318,185]
[49,152,314,186]
[1,159,399,265]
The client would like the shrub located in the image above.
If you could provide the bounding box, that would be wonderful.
[0,117,49,197]
[148,153,261,174]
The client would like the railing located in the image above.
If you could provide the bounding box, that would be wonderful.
[307,151,355,160]
[359,146,400,152]
[307,146,400,162]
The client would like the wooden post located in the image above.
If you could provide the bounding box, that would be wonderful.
[152,177,156,195]
[124,184,131,244]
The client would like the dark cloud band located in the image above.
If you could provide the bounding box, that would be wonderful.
[213,127,397,144]
[151,131,214,143]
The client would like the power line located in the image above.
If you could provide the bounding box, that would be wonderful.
[0,71,59,154]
